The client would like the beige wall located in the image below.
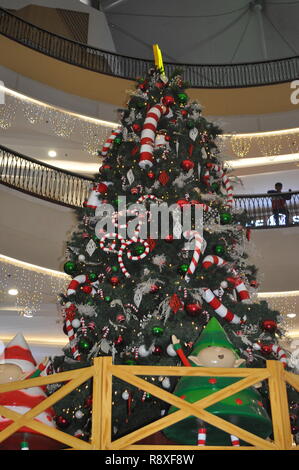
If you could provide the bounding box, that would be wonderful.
[0,184,77,270]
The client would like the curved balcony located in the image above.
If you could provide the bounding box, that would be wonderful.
[1,7,299,89]
[1,144,299,230]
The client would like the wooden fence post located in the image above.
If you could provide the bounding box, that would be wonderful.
[267,360,293,450]
[90,357,113,450]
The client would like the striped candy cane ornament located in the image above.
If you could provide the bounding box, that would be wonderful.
[197,428,207,446]
[101,128,122,156]
[226,276,251,303]
[201,288,243,324]
[67,274,98,296]
[202,255,226,269]
[253,343,287,367]
[139,104,168,168]
[206,163,234,207]
[183,230,204,281]
[65,318,81,360]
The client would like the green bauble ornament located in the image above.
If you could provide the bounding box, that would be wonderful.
[178,263,189,275]
[114,136,122,145]
[87,300,94,306]
[186,120,195,129]
[134,245,145,255]
[152,326,164,337]
[111,265,119,273]
[214,244,225,256]
[89,272,98,282]
[78,337,93,353]
[220,211,233,225]
[177,92,188,105]
[63,261,77,275]
[104,296,112,303]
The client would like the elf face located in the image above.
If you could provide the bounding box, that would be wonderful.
[0,363,24,384]
[189,346,245,368]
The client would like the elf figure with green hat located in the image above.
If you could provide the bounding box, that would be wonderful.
[163,317,273,446]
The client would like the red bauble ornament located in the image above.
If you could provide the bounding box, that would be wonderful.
[56,416,69,429]
[131,187,139,195]
[110,276,120,286]
[181,109,188,117]
[114,335,123,345]
[165,235,174,243]
[185,303,202,316]
[147,170,155,180]
[261,344,272,355]
[97,183,108,194]
[101,164,111,170]
[165,135,171,142]
[162,95,175,106]
[82,285,92,294]
[158,171,170,186]
[150,284,159,293]
[261,320,277,333]
[250,280,259,288]
[116,314,125,322]
[132,123,142,133]
[181,159,195,171]
[85,396,93,408]
[152,345,163,355]
[82,232,89,239]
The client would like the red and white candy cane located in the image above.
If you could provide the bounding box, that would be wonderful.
[201,287,243,324]
[206,163,234,207]
[226,276,251,303]
[253,343,287,367]
[65,318,81,360]
[139,104,168,168]
[183,230,204,281]
[136,194,159,204]
[125,303,139,314]
[67,274,98,296]
[202,255,226,269]
[101,128,122,156]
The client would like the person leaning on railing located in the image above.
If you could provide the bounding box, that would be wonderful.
[267,182,292,226]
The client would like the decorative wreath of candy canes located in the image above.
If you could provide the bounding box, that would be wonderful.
[101,128,122,157]
[206,163,234,208]
[67,274,99,296]
[139,103,171,168]
[253,343,288,367]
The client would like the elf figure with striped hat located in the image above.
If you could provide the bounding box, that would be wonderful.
[163,317,272,447]
[0,333,59,450]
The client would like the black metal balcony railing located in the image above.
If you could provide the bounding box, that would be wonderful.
[0,145,93,208]
[1,7,299,88]
[1,145,299,228]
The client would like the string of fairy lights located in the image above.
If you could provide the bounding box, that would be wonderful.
[1,86,299,159]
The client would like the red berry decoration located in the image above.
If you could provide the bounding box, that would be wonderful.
[132,123,142,133]
[181,109,188,117]
[116,314,125,322]
[181,159,195,171]
[176,199,189,207]
[250,280,259,288]
[147,170,155,180]
[82,285,92,294]
[152,345,163,355]
[185,303,202,316]
[150,284,159,293]
[261,320,277,333]
[162,95,175,106]
[261,344,272,355]
[97,182,108,194]
[131,187,139,195]
[114,335,123,345]
[110,276,120,286]
[56,416,69,429]
[165,235,174,243]
[165,134,171,142]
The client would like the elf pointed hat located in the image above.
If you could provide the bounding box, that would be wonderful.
[4,333,37,373]
[191,317,240,358]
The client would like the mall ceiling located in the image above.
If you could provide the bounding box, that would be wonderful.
[99,0,299,64]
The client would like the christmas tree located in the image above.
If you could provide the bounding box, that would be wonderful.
[51,47,291,444]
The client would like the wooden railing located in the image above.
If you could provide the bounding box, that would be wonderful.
[0,358,298,450]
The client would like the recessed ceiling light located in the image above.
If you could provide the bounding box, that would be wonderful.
[48,150,57,158]
[287,313,297,318]
[8,288,18,296]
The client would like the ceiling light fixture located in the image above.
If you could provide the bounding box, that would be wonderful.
[8,288,18,296]
[287,313,297,318]
[48,150,57,158]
